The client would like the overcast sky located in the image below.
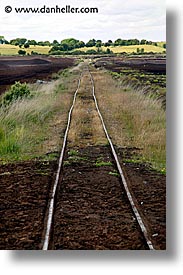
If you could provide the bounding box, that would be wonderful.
[0,0,166,42]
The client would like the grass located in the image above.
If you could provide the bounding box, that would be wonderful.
[63,150,88,166]
[0,67,80,162]
[77,44,166,54]
[95,160,112,167]
[0,44,51,55]
[109,171,120,177]
[92,69,166,172]
[68,149,78,156]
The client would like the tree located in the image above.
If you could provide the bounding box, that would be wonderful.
[61,38,80,50]
[128,39,140,45]
[61,43,69,51]
[140,39,147,45]
[104,40,113,46]
[106,48,112,54]
[37,41,45,46]
[37,41,51,46]
[43,41,51,46]
[10,38,27,46]
[114,38,122,46]
[86,39,96,47]
[0,36,5,44]
[119,40,127,46]
[96,40,102,47]
[27,40,37,46]
[76,40,85,48]
[104,42,110,47]
[24,43,30,49]
[52,40,59,45]
[146,41,153,45]
[19,38,27,45]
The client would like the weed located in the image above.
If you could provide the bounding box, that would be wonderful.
[63,160,71,166]
[68,155,88,162]
[95,160,113,167]
[123,158,142,164]
[68,149,78,156]
[109,171,120,177]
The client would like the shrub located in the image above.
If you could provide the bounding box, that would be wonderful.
[18,49,26,55]
[31,51,39,55]
[1,82,31,107]
[85,49,97,54]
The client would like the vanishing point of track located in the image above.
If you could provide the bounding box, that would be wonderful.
[42,65,155,250]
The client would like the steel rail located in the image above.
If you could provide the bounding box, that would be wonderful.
[42,73,82,250]
[88,68,155,250]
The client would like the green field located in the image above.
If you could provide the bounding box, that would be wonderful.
[0,43,166,56]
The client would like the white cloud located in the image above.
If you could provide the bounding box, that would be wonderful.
[0,0,166,42]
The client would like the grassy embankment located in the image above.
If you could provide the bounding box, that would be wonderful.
[0,67,81,163]
[0,43,165,55]
[92,68,166,173]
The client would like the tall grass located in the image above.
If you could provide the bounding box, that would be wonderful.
[0,68,80,162]
[92,70,166,172]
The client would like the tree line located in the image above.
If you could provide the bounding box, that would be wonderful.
[0,36,165,49]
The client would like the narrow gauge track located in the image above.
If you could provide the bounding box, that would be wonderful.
[42,65,155,250]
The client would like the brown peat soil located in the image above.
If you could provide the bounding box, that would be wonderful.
[0,56,75,95]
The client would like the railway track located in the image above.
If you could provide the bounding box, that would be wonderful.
[42,65,155,250]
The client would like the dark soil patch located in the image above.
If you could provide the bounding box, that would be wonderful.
[94,56,166,74]
[0,160,57,250]
[0,56,75,95]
